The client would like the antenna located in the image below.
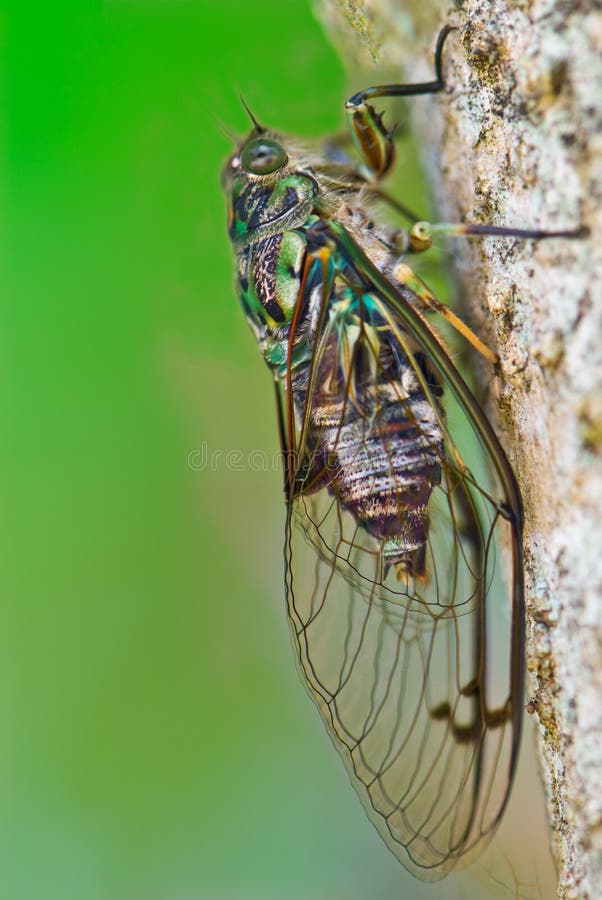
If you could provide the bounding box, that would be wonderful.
[239,95,265,133]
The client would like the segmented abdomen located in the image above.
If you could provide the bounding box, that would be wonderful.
[293,319,445,578]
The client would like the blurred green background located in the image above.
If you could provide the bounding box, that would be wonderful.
[2,3,552,899]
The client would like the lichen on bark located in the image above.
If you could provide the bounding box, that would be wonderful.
[315,1,602,897]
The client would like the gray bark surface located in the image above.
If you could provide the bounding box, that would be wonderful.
[316,2,602,897]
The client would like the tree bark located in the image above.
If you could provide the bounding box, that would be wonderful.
[316,1,602,897]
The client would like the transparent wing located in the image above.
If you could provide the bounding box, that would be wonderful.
[280,221,524,880]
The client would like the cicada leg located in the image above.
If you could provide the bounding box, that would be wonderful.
[391,261,500,367]
[407,220,589,251]
[385,220,586,368]
[397,219,588,365]
[344,21,589,240]
[345,25,456,180]
[342,22,589,364]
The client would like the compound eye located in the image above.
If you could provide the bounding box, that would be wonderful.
[240,137,287,175]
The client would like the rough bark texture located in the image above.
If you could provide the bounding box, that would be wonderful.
[316,2,602,897]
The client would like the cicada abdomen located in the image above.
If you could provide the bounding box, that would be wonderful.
[289,285,445,580]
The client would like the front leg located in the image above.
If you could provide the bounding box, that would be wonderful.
[345,25,456,180]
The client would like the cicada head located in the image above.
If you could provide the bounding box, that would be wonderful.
[222,128,318,249]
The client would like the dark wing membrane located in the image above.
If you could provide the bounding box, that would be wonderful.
[281,220,524,880]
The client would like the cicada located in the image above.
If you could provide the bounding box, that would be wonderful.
[221,27,579,881]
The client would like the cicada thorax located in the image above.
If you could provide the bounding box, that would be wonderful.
[290,277,446,580]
